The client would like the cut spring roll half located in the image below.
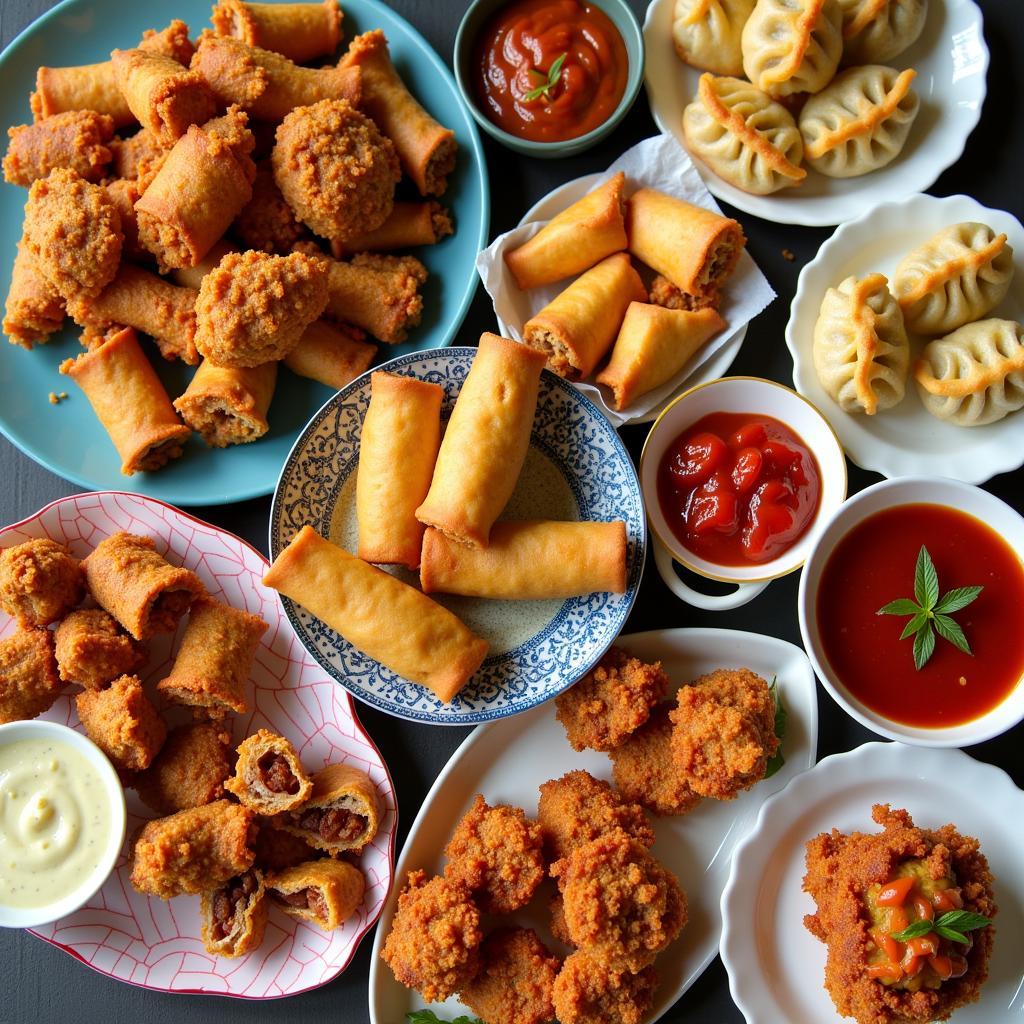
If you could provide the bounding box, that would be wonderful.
[225,729,312,814]
[200,868,268,957]
[267,859,364,931]
[174,360,277,447]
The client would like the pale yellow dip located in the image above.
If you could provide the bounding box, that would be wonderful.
[0,737,114,910]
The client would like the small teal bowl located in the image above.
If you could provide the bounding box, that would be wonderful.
[453,0,645,158]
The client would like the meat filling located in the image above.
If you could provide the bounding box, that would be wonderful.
[211,870,258,942]
[256,751,300,794]
[272,885,328,920]
[290,805,366,844]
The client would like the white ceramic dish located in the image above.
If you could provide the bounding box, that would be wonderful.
[799,476,1024,747]
[720,742,1024,1024]
[787,193,1024,482]
[643,0,988,226]
[368,626,818,1023]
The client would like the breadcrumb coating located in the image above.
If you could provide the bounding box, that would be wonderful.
[75,673,166,771]
[54,608,145,688]
[109,127,168,183]
[552,950,659,1024]
[234,163,305,254]
[3,238,65,350]
[0,628,61,724]
[132,722,232,814]
[0,537,84,627]
[4,110,115,186]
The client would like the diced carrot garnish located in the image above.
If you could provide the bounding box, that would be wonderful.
[908,935,938,957]
[901,951,925,978]
[871,929,902,963]
[866,963,902,983]
[933,887,963,911]
[929,954,954,981]
[877,877,915,906]
[889,906,909,934]
[912,895,934,921]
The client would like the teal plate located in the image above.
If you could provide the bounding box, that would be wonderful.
[0,0,488,505]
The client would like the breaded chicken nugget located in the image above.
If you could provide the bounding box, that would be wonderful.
[4,110,115,186]
[54,608,144,688]
[0,629,61,724]
[75,673,166,771]
[552,950,659,1024]
[380,869,482,1002]
[132,722,232,813]
[234,163,305,254]
[0,537,84,627]
[444,794,546,914]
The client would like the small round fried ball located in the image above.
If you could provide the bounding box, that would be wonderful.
[0,537,84,627]
[552,950,659,1024]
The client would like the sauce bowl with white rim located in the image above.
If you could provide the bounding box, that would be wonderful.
[0,719,126,929]
[639,377,848,610]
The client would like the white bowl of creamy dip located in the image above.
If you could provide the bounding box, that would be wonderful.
[0,719,126,928]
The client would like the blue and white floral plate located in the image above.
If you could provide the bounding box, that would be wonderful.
[269,347,646,725]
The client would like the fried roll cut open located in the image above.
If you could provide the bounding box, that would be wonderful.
[83,531,205,641]
[3,239,65,349]
[225,728,312,814]
[156,595,268,715]
[415,333,545,548]
[174,360,277,447]
[263,526,487,703]
[3,110,115,187]
[54,608,145,689]
[329,201,453,257]
[421,520,628,599]
[201,868,269,957]
[356,371,443,569]
[505,172,628,291]
[267,858,365,931]
[282,319,377,390]
[211,0,342,63]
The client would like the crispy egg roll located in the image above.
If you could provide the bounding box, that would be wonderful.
[3,110,115,187]
[283,319,377,390]
[201,868,268,958]
[626,188,745,310]
[263,525,487,703]
[3,239,64,349]
[277,761,381,853]
[267,858,364,931]
[59,327,192,475]
[225,729,312,814]
[211,0,342,63]
[340,29,456,196]
[505,172,628,291]
[415,333,546,548]
[174,360,277,447]
[420,520,628,599]
[523,252,647,381]
[357,371,443,569]
[329,201,453,258]
[596,303,726,410]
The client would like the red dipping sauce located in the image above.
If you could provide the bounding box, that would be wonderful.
[656,411,822,566]
[474,0,629,142]
[816,503,1024,728]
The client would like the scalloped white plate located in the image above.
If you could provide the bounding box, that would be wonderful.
[786,193,1024,483]
[643,0,988,226]
[0,491,396,999]
[720,742,1024,1023]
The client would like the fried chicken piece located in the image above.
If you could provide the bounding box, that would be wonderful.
[551,829,686,973]
[458,927,561,1024]
[272,98,399,241]
[252,822,322,873]
[803,804,996,1024]
[54,608,145,688]
[669,668,778,800]
[0,629,61,724]
[22,167,122,301]
[0,537,84,627]
[380,869,483,1003]
[75,673,166,771]
[552,950,659,1024]
[537,770,654,862]
[130,799,256,899]
[4,110,115,186]
[555,646,668,752]
[108,128,168,183]
[609,704,700,816]
[3,238,65,349]
[549,891,573,947]
[234,162,305,254]
[194,249,328,367]
[131,722,232,814]
[443,794,546,914]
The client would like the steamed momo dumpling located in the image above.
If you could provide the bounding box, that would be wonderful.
[893,222,1015,335]
[673,0,756,77]
[813,272,909,414]
[683,74,807,194]
[742,0,843,98]
[914,319,1024,426]
[799,65,919,178]
[838,0,928,65]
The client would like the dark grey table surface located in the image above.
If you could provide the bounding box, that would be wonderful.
[0,0,1022,1021]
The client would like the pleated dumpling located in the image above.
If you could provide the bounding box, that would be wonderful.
[813,273,909,414]
[914,319,1024,426]
[893,223,1015,335]
[799,65,918,177]
[838,0,928,65]
[673,0,756,76]
[683,73,807,194]
[741,0,843,98]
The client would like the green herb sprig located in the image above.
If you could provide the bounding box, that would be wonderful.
[406,1012,482,1024]
[876,546,982,670]
[523,53,567,102]
[764,677,786,779]
[891,909,992,945]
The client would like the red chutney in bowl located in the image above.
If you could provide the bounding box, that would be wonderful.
[656,411,822,566]
[474,0,629,142]
[816,503,1024,728]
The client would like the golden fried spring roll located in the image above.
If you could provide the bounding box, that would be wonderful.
[211,0,342,63]
[263,525,487,703]
[173,360,277,447]
[415,333,546,548]
[277,762,381,853]
[356,371,443,569]
[421,521,628,599]
[596,303,727,411]
[59,327,192,476]
[169,239,238,290]
[626,189,745,310]
[190,36,361,121]
[135,107,256,271]
[201,868,268,957]
[3,239,64,349]
[282,319,377,390]
[267,859,364,930]
[340,29,456,196]
[225,729,312,814]
[3,111,115,187]
[523,253,647,381]
[505,172,628,291]
[329,201,453,258]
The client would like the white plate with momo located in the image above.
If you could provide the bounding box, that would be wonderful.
[643,0,988,226]
[787,193,1024,483]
